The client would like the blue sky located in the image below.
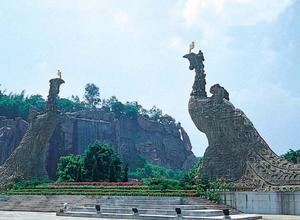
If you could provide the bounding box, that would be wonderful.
[0,0,299,157]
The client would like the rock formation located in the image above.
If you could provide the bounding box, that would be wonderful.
[0,78,64,188]
[0,117,28,164]
[0,109,196,179]
[184,50,300,191]
[46,110,197,178]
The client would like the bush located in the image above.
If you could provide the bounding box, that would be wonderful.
[198,191,220,203]
[56,142,125,182]
[56,154,82,182]
[50,181,141,186]
[12,177,51,190]
[282,149,300,164]
[143,178,185,190]
[129,162,184,180]
[181,158,202,185]
[82,142,123,182]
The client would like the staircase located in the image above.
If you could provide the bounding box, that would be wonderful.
[57,196,262,219]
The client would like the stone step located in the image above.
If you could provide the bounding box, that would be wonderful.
[98,196,186,201]
[57,211,262,220]
[84,204,217,210]
[99,199,209,204]
[70,207,223,217]
[97,200,183,205]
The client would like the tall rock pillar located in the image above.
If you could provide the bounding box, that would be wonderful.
[0,77,64,188]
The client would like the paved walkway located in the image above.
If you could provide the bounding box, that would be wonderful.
[0,211,114,220]
[0,211,299,220]
[261,215,300,220]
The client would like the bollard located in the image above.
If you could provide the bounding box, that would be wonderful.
[223,209,232,220]
[132,208,139,217]
[95,204,101,214]
[175,208,182,219]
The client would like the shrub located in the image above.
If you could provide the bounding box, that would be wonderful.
[129,162,184,180]
[12,177,52,190]
[56,154,82,182]
[143,178,185,190]
[282,149,300,164]
[56,142,125,182]
[82,142,123,182]
[50,181,141,186]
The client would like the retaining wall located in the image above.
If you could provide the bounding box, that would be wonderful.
[219,191,300,215]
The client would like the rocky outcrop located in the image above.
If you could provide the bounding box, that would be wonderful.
[0,117,28,164]
[0,108,196,179]
[46,110,196,178]
[184,50,300,191]
[0,78,64,188]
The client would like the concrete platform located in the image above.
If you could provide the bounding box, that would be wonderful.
[57,196,262,219]
[57,211,262,220]
[0,211,298,220]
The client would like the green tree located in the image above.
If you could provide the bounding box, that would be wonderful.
[123,163,129,182]
[148,105,163,121]
[129,162,183,180]
[84,83,101,108]
[282,149,300,164]
[26,95,46,113]
[110,101,124,118]
[122,101,141,119]
[56,155,82,182]
[82,142,123,181]
[181,157,202,185]
[159,114,175,124]
[57,98,85,113]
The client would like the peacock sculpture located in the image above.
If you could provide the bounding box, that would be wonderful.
[183,45,300,191]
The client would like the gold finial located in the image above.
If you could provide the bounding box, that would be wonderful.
[189,41,195,54]
[57,69,62,79]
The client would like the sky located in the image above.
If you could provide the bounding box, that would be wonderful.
[0,0,299,157]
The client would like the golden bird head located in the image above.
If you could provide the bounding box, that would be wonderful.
[189,41,195,53]
[57,69,62,79]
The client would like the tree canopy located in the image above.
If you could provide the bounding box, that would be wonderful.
[84,83,101,108]
[56,154,82,182]
[282,149,300,164]
[82,142,123,181]
[0,83,178,125]
[56,142,125,182]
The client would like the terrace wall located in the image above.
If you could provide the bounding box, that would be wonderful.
[219,191,300,215]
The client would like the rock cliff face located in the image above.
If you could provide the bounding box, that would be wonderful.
[184,50,300,191]
[0,110,196,179]
[47,110,196,178]
[0,117,28,164]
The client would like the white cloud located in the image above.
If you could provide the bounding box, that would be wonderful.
[179,0,294,48]
[113,11,137,36]
[231,80,300,154]
[169,36,186,52]
[30,1,138,34]
[182,0,293,27]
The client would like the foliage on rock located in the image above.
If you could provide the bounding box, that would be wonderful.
[282,149,300,164]
[0,85,175,124]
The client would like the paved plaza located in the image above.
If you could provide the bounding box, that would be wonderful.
[0,211,299,220]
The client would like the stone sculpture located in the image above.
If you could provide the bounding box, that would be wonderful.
[184,48,300,191]
[0,77,64,188]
